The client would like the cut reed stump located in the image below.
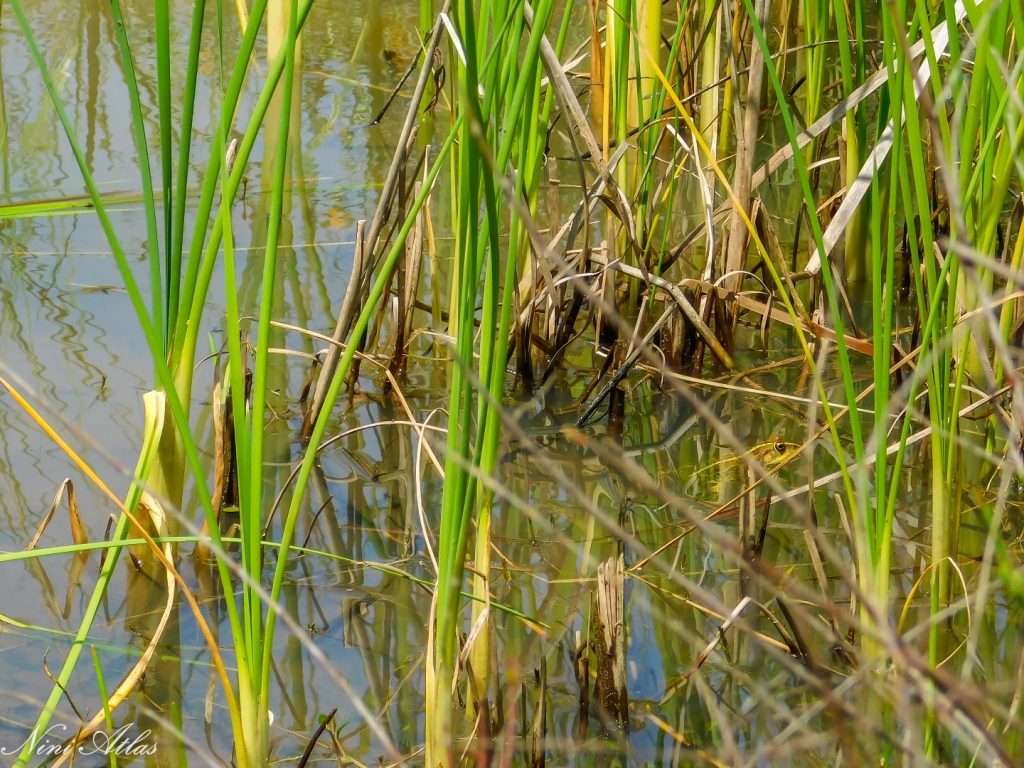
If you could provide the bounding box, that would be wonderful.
[591,554,628,727]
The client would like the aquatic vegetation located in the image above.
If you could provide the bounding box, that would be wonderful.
[4,0,318,764]
[0,0,1023,765]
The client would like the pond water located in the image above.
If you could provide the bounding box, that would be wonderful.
[1,1,1022,766]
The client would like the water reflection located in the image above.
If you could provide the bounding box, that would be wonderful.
[1,1,1021,765]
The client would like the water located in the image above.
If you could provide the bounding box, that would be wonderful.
[1,2,1022,766]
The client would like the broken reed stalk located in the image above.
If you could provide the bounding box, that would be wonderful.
[302,219,366,439]
[722,0,769,298]
[591,553,628,728]
[301,9,447,438]
[392,179,425,377]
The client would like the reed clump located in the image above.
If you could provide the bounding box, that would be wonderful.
[2,0,1023,765]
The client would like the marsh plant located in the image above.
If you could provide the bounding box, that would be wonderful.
[2,0,1024,765]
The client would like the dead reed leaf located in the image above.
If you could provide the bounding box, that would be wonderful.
[27,478,87,550]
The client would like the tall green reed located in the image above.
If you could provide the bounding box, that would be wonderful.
[8,1,317,764]
[425,1,558,763]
